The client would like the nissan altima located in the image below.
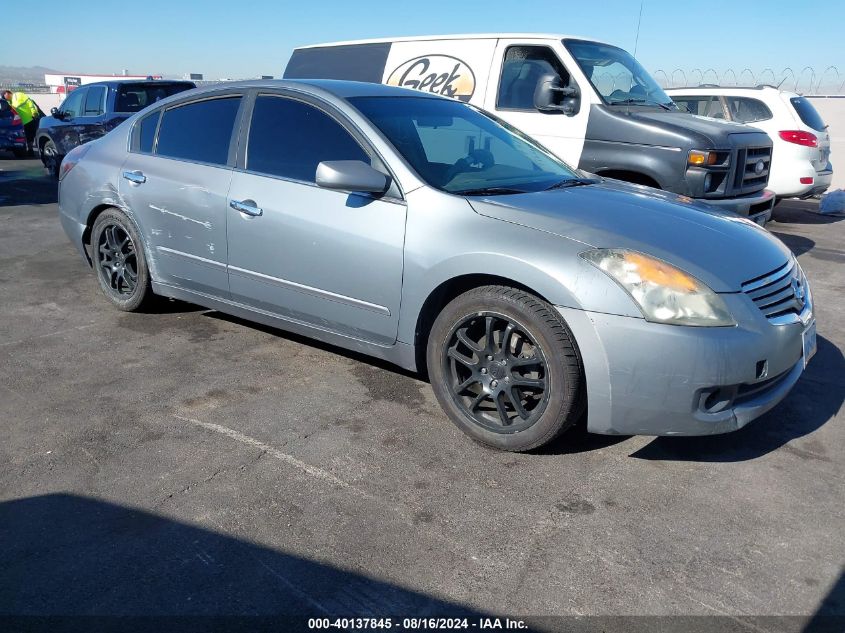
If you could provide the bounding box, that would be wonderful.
[57,79,816,451]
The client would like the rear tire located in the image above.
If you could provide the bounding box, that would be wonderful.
[91,208,154,312]
[426,285,584,452]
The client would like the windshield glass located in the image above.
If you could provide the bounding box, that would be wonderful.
[349,96,579,194]
[564,39,675,108]
[115,83,194,113]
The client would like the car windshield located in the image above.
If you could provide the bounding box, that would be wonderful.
[115,83,194,113]
[564,39,675,109]
[349,96,580,194]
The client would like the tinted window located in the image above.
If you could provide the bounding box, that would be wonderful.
[247,95,368,182]
[0,99,12,119]
[497,46,569,110]
[61,89,85,118]
[790,96,826,132]
[156,97,241,166]
[137,111,160,153]
[724,97,772,123]
[83,86,106,116]
[351,96,578,194]
[116,83,195,113]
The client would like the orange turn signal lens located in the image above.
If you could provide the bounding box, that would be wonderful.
[688,150,718,166]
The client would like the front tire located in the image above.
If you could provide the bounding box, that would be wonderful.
[426,285,584,452]
[41,139,61,179]
[91,208,154,311]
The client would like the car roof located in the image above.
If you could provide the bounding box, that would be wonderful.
[181,78,446,100]
[78,79,196,89]
[666,86,799,98]
[295,33,604,49]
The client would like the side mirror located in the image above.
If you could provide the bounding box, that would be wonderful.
[533,74,580,116]
[315,160,389,194]
[51,107,66,120]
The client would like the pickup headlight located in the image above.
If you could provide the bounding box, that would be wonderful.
[581,249,735,327]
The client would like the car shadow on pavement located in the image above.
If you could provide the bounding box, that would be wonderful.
[630,335,844,463]
[770,231,816,256]
[772,202,845,225]
[0,172,57,207]
[0,493,488,632]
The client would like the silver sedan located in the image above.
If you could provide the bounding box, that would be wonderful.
[58,79,816,451]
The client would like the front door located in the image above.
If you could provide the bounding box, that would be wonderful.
[119,95,244,296]
[226,93,406,346]
[485,40,590,168]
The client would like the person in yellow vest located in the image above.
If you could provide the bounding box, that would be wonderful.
[2,90,42,156]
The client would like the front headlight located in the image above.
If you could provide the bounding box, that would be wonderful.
[581,249,735,327]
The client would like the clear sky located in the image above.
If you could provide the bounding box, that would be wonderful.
[1,0,842,88]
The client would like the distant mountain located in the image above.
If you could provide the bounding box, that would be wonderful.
[0,65,61,85]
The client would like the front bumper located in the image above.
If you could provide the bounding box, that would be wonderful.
[699,189,775,225]
[558,292,811,436]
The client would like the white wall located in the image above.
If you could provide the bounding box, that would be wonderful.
[29,93,63,113]
[808,97,844,191]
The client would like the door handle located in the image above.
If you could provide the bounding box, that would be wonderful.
[122,170,146,185]
[230,199,263,217]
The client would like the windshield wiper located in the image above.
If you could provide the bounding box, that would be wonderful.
[454,186,528,196]
[544,177,600,191]
[609,98,673,111]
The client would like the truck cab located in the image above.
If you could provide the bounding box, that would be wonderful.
[285,34,775,223]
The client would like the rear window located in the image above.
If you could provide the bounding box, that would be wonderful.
[137,111,160,153]
[115,83,195,113]
[0,99,12,118]
[789,97,826,132]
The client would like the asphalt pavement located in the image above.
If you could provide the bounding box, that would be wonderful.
[0,157,843,632]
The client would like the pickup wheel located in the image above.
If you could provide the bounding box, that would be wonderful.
[426,285,585,452]
[41,139,61,179]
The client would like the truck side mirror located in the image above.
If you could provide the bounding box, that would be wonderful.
[534,74,580,116]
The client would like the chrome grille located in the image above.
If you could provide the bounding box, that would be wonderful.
[742,260,809,323]
[733,146,771,195]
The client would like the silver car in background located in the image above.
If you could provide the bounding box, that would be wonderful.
[58,80,816,452]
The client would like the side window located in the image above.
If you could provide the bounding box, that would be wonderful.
[497,46,569,110]
[136,111,161,153]
[246,95,369,182]
[156,97,241,166]
[83,86,106,116]
[672,96,724,118]
[61,89,85,118]
[725,97,772,123]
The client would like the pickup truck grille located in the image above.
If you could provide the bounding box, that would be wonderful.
[741,260,808,323]
[732,146,771,195]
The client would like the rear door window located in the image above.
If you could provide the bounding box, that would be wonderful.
[155,96,241,166]
[246,95,369,182]
[724,97,772,123]
[789,96,826,131]
[136,111,161,153]
[83,86,107,116]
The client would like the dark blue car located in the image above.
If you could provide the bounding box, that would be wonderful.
[0,98,27,158]
[36,79,195,176]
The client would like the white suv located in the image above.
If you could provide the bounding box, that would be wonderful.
[666,86,833,200]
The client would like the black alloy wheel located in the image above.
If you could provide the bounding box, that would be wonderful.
[443,312,550,433]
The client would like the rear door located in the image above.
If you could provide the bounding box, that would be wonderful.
[225,92,406,345]
[119,92,245,296]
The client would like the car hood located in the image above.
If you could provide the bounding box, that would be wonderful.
[466,180,792,293]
